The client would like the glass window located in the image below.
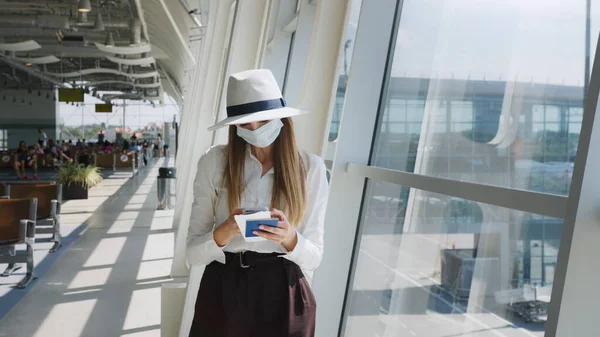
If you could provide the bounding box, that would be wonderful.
[369,0,595,195]
[341,181,562,336]
[58,95,178,145]
[0,129,7,150]
[282,31,296,96]
[328,0,364,141]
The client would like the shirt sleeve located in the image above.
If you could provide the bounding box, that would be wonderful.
[186,148,228,266]
[283,155,329,271]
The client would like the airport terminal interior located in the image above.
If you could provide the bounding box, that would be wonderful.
[0,0,599,336]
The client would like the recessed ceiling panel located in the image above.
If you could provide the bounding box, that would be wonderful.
[46,68,159,79]
[106,56,155,66]
[134,83,161,88]
[17,55,60,64]
[94,43,152,55]
[0,40,41,52]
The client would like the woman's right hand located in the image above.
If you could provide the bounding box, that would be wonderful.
[213,208,243,247]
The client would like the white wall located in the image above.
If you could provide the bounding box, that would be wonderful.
[0,89,58,148]
[261,0,299,90]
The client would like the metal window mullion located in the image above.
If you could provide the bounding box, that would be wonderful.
[346,163,568,219]
[546,33,600,337]
[310,0,400,336]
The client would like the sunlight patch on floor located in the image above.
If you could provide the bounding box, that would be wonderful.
[122,288,162,331]
[67,267,113,289]
[33,299,97,337]
[83,237,127,267]
[107,219,138,234]
[136,260,172,281]
[120,330,160,337]
[142,233,174,261]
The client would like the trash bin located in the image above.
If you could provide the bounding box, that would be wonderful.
[157,167,176,210]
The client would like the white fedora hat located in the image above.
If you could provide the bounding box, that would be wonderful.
[207,69,307,131]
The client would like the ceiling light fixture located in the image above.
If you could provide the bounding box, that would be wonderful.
[104,0,113,47]
[104,32,115,47]
[79,12,88,23]
[94,13,105,30]
[94,0,104,30]
[78,0,92,13]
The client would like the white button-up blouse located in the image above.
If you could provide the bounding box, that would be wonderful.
[186,144,329,281]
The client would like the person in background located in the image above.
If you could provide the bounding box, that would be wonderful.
[152,140,159,158]
[33,142,45,166]
[46,139,59,166]
[157,134,164,157]
[142,140,149,166]
[14,142,38,180]
[58,143,74,165]
[130,142,141,152]
[76,139,82,148]
[38,128,47,147]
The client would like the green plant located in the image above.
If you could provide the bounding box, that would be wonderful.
[57,164,103,189]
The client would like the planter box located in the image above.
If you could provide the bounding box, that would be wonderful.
[62,182,88,200]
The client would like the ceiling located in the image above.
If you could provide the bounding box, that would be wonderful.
[0,0,204,105]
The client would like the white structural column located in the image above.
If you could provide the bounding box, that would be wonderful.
[214,0,272,146]
[275,0,315,126]
[261,0,299,89]
[292,0,351,156]
[546,34,600,337]
[157,0,197,64]
[311,0,398,336]
[171,0,235,277]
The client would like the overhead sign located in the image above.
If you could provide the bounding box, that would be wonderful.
[95,103,113,113]
[58,88,84,102]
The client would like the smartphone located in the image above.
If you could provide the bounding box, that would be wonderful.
[245,218,279,237]
[242,207,269,215]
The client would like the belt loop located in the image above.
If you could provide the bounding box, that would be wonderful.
[239,252,250,269]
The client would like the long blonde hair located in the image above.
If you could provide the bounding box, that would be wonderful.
[223,118,307,226]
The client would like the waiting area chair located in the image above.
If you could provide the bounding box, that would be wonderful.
[0,198,37,288]
[0,183,62,252]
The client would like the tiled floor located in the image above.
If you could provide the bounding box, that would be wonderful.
[0,158,175,337]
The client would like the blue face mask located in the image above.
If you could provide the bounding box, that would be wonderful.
[236,119,284,148]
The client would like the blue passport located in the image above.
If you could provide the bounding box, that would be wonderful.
[245,218,279,237]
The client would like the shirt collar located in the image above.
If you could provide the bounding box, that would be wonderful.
[245,144,275,175]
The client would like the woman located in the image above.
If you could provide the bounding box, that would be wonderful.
[14,142,38,180]
[187,69,329,337]
[45,139,59,166]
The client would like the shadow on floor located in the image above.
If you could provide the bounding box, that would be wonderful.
[0,158,174,337]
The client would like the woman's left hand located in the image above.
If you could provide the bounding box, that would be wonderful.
[253,208,298,251]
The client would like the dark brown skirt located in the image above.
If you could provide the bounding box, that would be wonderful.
[188,251,316,337]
